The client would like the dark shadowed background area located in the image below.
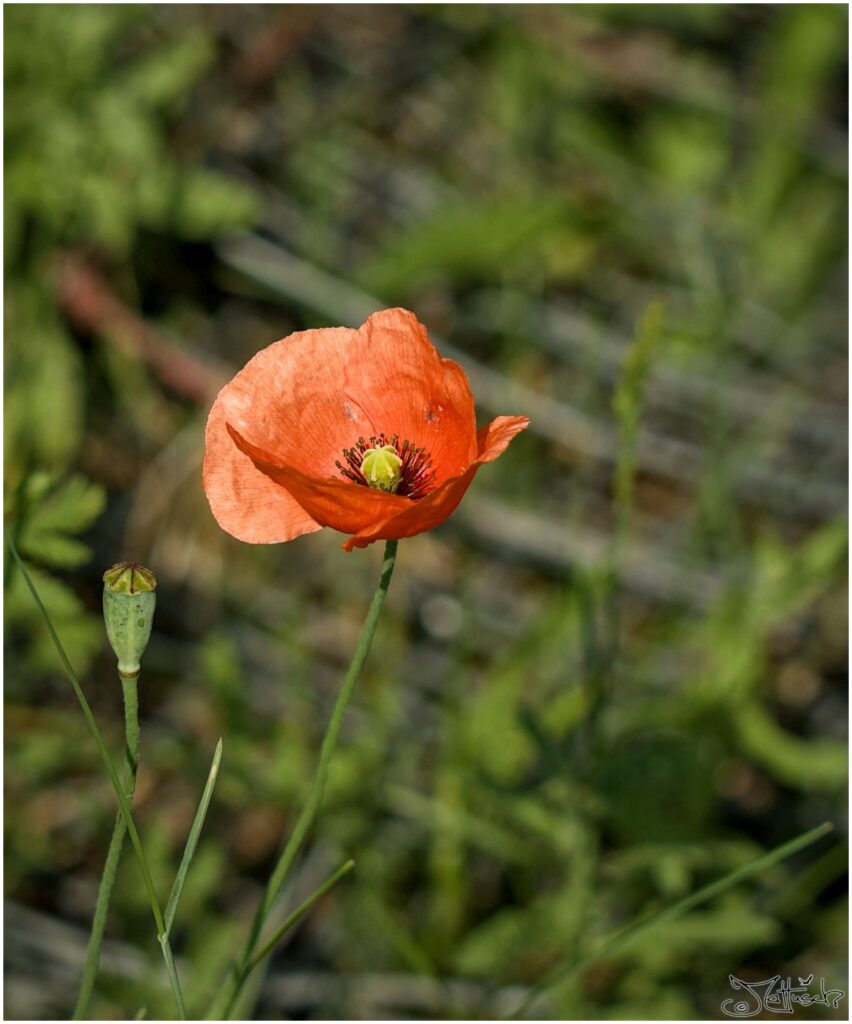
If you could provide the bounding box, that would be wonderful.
[4,4,848,1020]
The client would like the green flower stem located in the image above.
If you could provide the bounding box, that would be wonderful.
[6,534,186,1019]
[213,539,398,1020]
[73,672,140,1019]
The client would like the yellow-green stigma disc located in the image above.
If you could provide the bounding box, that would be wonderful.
[360,445,403,493]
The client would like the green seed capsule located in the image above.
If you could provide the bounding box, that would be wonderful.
[102,562,157,677]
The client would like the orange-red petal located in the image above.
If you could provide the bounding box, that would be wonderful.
[227,424,412,535]
[341,415,530,549]
[203,394,322,544]
[212,325,376,478]
[344,309,477,483]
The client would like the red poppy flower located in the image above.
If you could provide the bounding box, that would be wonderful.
[203,308,529,551]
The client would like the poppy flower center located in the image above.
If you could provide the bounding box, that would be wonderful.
[336,433,436,501]
[361,445,403,493]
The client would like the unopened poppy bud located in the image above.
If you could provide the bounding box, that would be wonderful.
[361,445,403,493]
[102,562,157,677]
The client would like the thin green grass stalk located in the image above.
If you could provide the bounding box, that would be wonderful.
[612,299,665,553]
[509,820,834,1019]
[587,299,666,737]
[165,738,224,938]
[246,859,355,973]
[606,298,666,644]
[209,539,399,1020]
[72,672,140,1019]
[6,533,187,1019]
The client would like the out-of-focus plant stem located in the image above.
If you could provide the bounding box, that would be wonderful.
[210,539,399,1020]
[72,672,140,1019]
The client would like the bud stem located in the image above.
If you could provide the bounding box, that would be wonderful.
[72,673,140,1019]
[6,534,185,1018]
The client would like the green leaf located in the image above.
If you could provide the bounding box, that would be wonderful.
[735,699,847,791]
[614,897,780,968]
[5,293,85,473]
[17,473,106,569]
[509,821,834,1019]
[359,195,568,298]
[171,169,259,240]
[454,907,532,977]
[122,32,214,108]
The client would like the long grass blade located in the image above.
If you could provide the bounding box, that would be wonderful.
[164,737,223,938]
[510,820,834,1019]
[206,859,356,1021]
[247,858,355,973]
[159,936,188,1018]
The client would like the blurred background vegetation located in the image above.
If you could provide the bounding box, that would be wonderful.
[4,4,848,1019]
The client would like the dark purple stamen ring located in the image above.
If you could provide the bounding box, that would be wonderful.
[335,433,436,501]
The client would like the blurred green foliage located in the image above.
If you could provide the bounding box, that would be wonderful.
[4,4,847,1021]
